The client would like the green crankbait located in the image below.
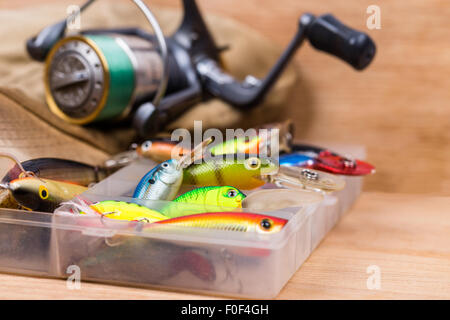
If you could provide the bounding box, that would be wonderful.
[161,186,246,218]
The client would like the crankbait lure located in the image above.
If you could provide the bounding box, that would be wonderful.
[79,238,216,282]
[210,120,294,156]
[133,138,213,201]
[183,156,278,190]
[279,153,314,167]
[88,200,168,222]
[133,159,184,201]
[2,177,87,212]
[2,157,110,186]
[209,136,264,156]
[137,140,190,162]
[146,212,287,234]
[161,186,246,218]
[284,144,376,176]
[270,166,346,192]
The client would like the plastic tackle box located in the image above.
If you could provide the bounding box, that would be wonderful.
[0,145,365,298]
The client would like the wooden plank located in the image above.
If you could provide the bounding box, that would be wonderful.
[0,191,448,299]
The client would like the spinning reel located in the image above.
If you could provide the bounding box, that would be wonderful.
[27,0,376,137]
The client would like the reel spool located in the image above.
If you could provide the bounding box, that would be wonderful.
[45,34,164,124]
[39,0,169,125]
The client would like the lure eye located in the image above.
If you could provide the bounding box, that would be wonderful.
[162,162,169,168]
[259,218,273,231]
[245,157,261,170]
[38,185,49,200]
[141,141,152,151]
[227,189,237,198]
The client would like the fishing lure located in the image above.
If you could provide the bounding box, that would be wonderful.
[79,238,216,282]
[136,140,190,162]
[133,138,213,201]
[88,200,168,222]
[183,156,278,190]
[161,186,246,218]
[284,144,376,176]
[2,177,87,212]
[210,120,294,156]
[209,136,264,156]
[133,159,184,201]
[271,166,346,192]
[146,212,287,234]
[1,157,110,186]
[279,153,314,167]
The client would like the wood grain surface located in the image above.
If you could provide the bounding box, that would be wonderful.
[1,0,449,195]
[0,191,448,300]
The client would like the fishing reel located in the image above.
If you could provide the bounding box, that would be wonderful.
[27,0,376,137]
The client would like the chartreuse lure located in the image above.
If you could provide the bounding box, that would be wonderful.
[209,136,262,156]
[161,186,246,218]
[88,200,168,222]
[183,156,278,190]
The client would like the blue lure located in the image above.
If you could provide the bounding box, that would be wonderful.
[278,153,314,167]
[133,138,214,201]
[133,159,183,201]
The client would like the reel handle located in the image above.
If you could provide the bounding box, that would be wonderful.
[197,13,376,110]
[307,14,376,70]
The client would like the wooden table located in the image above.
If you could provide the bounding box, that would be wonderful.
[1,191,448,299]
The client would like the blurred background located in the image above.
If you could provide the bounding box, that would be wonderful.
[1,0,449,195]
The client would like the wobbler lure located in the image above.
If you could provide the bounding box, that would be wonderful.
[2,157,110,186]
[137,140,190,162]
[272,166,346,192]
[133,138,213,201]
[284,144,376,176]
[209,136,264,156]
[88,200,168,222]
[2,177,87,212]
[146,212,287,234]
[79,238,216,282]
[210,120,294,156]
[183,156,278,190]
[161,186,246,218]
[133,158,184,201]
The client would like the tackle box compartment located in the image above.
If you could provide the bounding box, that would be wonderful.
[0,145,365,298]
